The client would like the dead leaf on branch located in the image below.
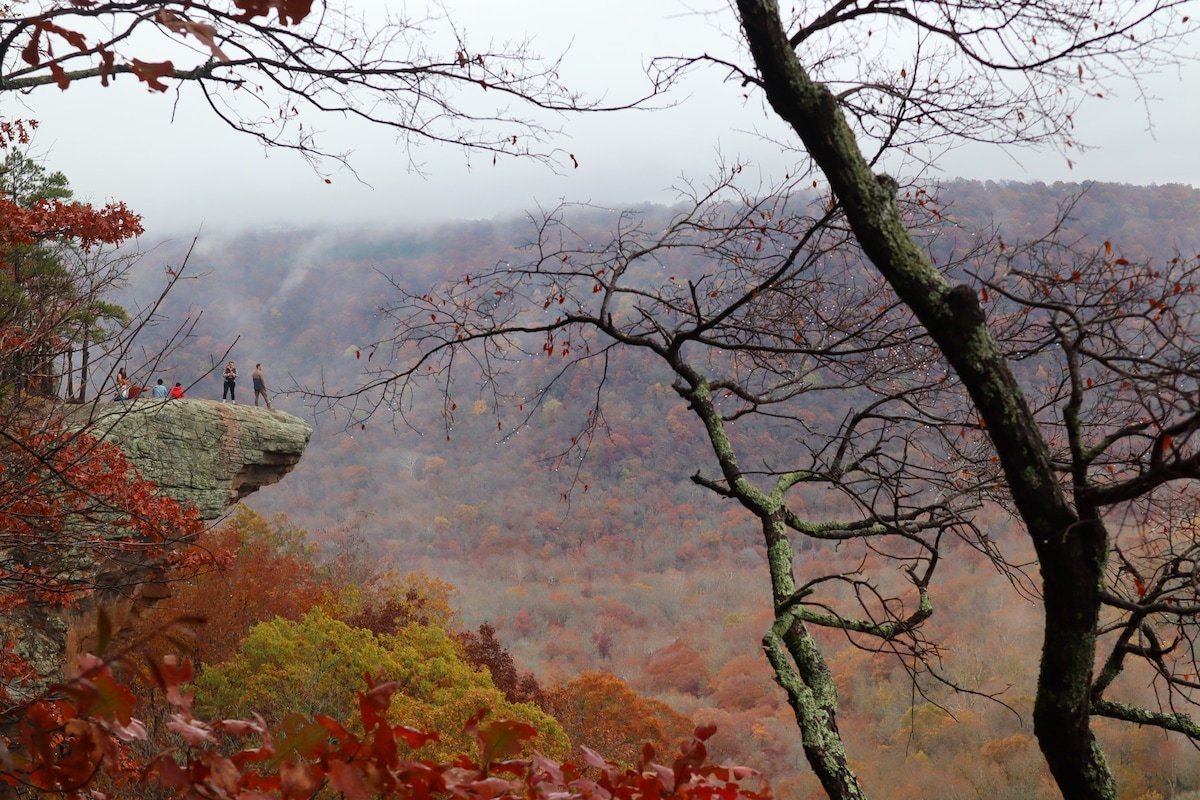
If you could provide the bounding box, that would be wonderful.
[155,10,230,62]
[130,59,175,92]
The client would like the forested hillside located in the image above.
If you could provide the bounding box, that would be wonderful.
[118,180,1200,800]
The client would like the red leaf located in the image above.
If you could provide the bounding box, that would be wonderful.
[395,725,440,749]
[313,714,349,741]
[328,759,368,800]
[580,745,609,769]
[129,59,175,92]
[21,28,42,65]
[230,0,315,25]
[98,48,114,85]
[358,677,401,730]
[474,718,537,768]
[49,63,69,89]
[280,760,320,799]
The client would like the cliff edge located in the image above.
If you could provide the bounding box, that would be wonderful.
[9,399,312,690]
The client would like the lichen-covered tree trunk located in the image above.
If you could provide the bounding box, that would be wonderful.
[765,546,869,800]
[687,379,868,800]
[733,1,1115,797]
[80,335,89,402]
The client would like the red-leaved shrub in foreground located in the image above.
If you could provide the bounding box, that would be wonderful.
[2,652,771,800]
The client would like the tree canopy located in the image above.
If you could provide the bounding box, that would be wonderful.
[194,608,571,762]
[0,0,642,171]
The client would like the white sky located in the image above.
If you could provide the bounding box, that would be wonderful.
[12,0,1200,237]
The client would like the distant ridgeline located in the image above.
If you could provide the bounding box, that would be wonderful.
[6,399,312,694]
[933,179,1200,263]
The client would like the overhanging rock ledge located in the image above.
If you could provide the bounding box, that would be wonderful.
[7,399,314,690]
[89,398,313,520]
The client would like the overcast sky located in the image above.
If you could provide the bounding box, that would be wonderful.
[14,0,1200,238]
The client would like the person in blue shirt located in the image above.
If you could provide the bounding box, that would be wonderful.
[151,379,169,399]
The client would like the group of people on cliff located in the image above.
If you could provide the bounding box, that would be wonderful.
[114,361,271,408]
[115,368,184,401]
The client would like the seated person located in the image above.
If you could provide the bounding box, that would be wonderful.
[169,382,185,400]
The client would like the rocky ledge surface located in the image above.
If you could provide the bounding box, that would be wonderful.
[89,398,313,520]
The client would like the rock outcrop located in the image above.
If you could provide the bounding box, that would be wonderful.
[12,399,312,691]
[89,399,312,520]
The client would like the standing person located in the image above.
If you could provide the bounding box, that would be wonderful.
[222,360,238,403]
[252,363,272,409]
[169,382,185,400]
[151,379,169,398]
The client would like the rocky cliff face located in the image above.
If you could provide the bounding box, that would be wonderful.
[89,399,313,520]
[11,399,312,691]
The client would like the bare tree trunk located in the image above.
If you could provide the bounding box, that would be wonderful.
[733,0,1116,796]
[79,334,88,402]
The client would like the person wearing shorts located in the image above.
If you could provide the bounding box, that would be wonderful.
[252,363,272,409]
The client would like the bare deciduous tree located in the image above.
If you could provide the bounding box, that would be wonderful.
[728,0,1200,796]
[308,1,1200,798]
[0,0,643,172]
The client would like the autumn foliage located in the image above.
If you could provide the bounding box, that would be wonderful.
[4,651,769,800]
[134,506,325,669]
[0,197,142,254]
[455,623,545,707]
[543,672,696,769]
[0,152,217,796]
[0,421,203,611]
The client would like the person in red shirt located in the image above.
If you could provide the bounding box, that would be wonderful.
[169,382,185,399]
